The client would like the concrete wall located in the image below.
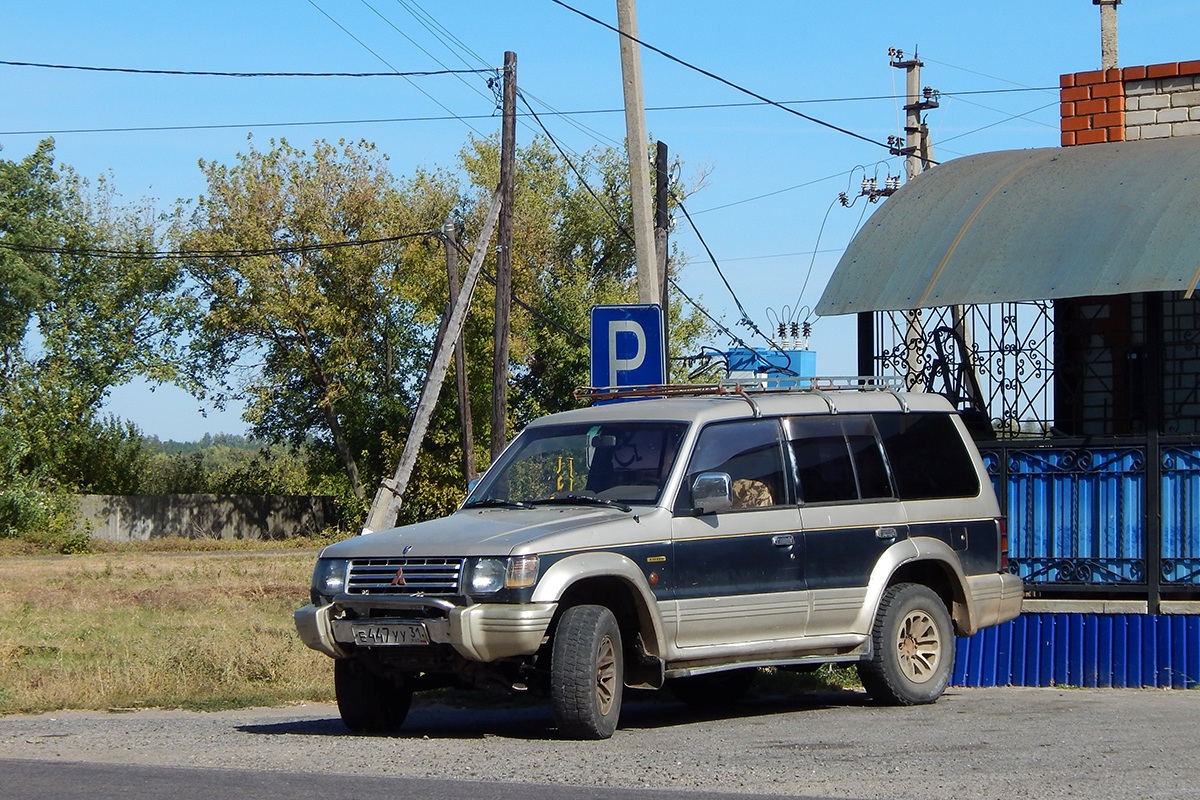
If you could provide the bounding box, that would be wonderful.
[75,494,339,542]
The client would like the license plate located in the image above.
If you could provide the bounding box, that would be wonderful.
[350,623,430,646]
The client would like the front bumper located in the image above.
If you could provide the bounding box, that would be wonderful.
[294,598,558,663]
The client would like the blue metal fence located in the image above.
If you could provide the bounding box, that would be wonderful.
[980,440,1200,595]
[953,613,1200,688]
[1162,445,1200,585]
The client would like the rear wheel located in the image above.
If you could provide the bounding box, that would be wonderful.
[668,668,757,707]
[857,583,954,705]
[550,604,624,740]
[334,658,413,734]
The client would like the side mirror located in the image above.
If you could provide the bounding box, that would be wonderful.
[691,472,733,515]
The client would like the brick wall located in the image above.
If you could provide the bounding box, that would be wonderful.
[1061,60,1200,145]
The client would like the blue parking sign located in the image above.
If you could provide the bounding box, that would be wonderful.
[590,304,666,388]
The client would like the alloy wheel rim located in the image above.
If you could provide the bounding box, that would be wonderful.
[595,635,618,714]
[896,609,941,683]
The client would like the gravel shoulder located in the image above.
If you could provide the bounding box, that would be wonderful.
[2,686,1198,799]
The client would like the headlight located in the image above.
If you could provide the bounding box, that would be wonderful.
[470,555,540,594]
[471,559,508,593]
[312,558,350,597]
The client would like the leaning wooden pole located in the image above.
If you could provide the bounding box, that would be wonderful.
[361,188,504,534]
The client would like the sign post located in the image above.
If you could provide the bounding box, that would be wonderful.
[590,304,666,388]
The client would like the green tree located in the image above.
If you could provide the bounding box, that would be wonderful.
[176,136,458,507]
[1,139,193,505]
[0,140,60,354]
[459,135,711,427]
[176,133,713,526]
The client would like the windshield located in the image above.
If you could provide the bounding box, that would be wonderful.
[466,421,688,508]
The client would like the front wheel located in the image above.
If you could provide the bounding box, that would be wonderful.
[550,604,624,740]
[857,583,954,705]
[334,658,413,734]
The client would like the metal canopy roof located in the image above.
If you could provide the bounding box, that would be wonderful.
[815,136,1200,315]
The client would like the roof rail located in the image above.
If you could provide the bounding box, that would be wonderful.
[573,375,911,409]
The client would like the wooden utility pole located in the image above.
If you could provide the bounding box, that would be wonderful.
[362,190,504,534]
[491,50,516,463]
[616,0,659,305]
[444,217,477,481]
[654,139,670,369]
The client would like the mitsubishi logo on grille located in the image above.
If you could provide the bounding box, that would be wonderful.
[391,567,406,586]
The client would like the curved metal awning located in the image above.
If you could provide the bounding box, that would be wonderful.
[815,136,1200,315]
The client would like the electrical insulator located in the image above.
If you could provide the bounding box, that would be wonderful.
[802,321,812,338]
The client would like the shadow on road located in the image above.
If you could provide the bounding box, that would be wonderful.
[235,686,870,741]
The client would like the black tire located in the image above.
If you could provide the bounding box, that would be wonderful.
[668,668,757,708]
[857,583,954,706]
[550,605,624,740]
[334,658,413,734]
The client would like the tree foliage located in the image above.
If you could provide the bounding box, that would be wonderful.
[0,130,715,534]
[175,136,457,506]
[0,139,193,528]
[170,132,713,524]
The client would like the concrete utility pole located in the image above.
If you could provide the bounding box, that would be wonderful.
[890,49,939,389]
[362,190,504,534]
[1095,0,1121,70]
[491,50,516,464]
[444,217,477,482]
[616,0,660,305]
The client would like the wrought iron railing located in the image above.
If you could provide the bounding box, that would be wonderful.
[981,439,1200,601]
[875,301,1054,438]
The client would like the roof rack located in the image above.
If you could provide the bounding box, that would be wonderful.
[573,375,912,414]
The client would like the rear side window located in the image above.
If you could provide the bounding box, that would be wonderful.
[873,413,980,499]
[786,415,893,504]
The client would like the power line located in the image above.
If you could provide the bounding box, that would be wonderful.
[0,59,490,78]
[937,101,1060,147]
[1,93,1061,138]
[443,237,590,345]
[549,0,894,154]
[924,57,1057,95]
[514,92,764,356]
[304,0,491,138]
[0,231,440,261]
[359,0,497,107]
[672,193,775,351]
[690,169,853,214]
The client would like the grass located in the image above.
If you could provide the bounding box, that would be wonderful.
[0,536,859,716]
[0,545,336,715]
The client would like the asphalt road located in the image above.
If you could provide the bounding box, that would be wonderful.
[1,686,1198,800]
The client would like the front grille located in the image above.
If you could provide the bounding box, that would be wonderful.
[346,557,464,595]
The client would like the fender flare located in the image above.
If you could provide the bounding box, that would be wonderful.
[531,551,667,659]
[855,537,975,635]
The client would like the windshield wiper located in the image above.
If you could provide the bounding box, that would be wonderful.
[529,495,633,513]
[462,498,534,510]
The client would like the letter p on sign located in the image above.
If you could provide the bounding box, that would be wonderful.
[590,304,665,389]
[607,320,645,386]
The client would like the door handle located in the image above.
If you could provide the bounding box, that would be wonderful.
[875,527,898,540]
[772,534,795,547]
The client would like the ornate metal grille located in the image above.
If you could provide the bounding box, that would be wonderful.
[875,301,1054,439]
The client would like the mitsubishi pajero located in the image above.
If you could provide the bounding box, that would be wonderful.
[295,380,1023,739]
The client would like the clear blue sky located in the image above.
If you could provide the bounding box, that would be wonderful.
[3,1,1199,441]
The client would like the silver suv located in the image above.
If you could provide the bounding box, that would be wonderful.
[295,382,1023,739]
